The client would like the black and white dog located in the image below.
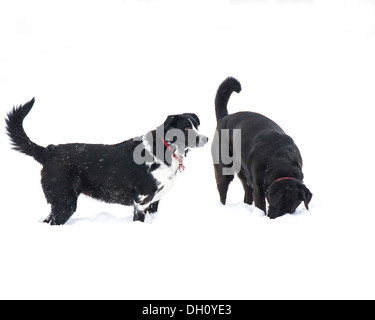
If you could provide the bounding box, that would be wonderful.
[6,98,208,225]
[213,77,312,219]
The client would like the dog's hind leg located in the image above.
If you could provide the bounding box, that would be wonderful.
[238,172,253,205]
[41,163,79,225]
[48,196,78,225]
[43,214,52,224]
[214,164,234,205]
[42,190,78,225]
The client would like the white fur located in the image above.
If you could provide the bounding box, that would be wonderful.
[138,136,181,206]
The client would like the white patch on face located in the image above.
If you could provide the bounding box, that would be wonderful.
[189,119,199,133]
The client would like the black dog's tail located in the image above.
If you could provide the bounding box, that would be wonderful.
[215,77,242,122]
[5,98,46,164]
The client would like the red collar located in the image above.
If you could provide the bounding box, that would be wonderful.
[160,137,185,173]
[273,177,298,183]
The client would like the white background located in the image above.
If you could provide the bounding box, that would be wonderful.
[1,0,375,299]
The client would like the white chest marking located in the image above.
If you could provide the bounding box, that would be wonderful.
[140,136,181,205]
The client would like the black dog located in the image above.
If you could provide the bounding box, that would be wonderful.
[212,77,312,219]
[6,98,208,225]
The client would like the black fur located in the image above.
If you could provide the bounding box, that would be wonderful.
[6,98,207,225]
[212,77,312,219]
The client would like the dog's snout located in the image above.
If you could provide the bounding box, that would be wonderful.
[197,135,209,147]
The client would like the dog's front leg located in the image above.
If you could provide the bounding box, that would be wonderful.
[145,201,159,214]
[133,203,146,222]
[253,185,267,214]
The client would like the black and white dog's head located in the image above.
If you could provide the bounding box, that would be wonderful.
[134,113,208,169]
[158,113,208,155]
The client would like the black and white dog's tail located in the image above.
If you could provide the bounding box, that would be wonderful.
[5,98,46,164]
[215,77,242,122]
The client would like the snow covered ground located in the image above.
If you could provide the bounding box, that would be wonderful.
[1,0,375,300]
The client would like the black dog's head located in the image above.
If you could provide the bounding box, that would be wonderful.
[267,179,312,219]
[161,113,208,152]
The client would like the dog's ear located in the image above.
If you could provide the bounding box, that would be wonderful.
[163,115,178,131]
[300,184,312,210]
[183,113,200,127]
